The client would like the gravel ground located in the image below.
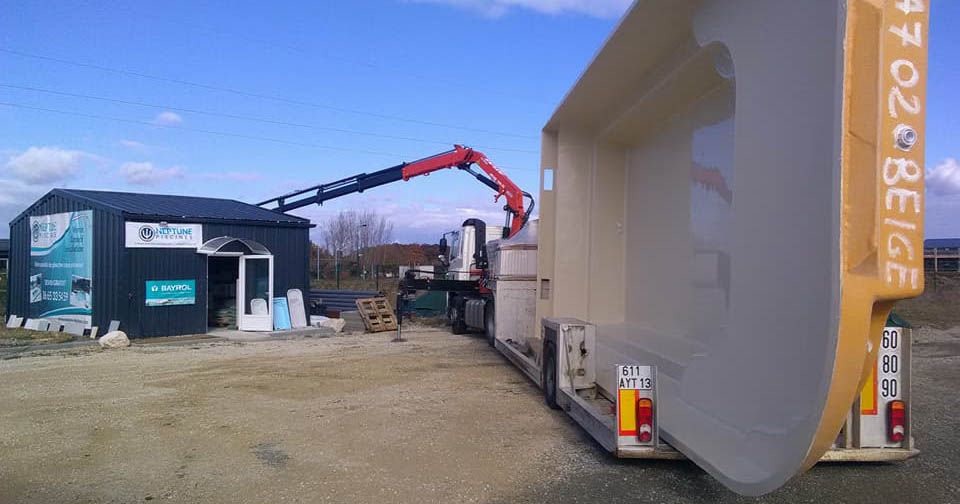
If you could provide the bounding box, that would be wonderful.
[0,325,958,503]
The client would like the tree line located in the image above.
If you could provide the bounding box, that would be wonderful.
[312,210,439,278]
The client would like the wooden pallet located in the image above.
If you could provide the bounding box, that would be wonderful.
[355,297,398,333]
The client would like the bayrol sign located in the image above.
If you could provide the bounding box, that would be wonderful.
[125,222,203,249]
[145,279,196,306]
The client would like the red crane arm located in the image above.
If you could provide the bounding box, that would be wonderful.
[401,145,530,237]
[258,144,533,237]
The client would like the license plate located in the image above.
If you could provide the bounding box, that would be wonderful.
[618,365,652,390]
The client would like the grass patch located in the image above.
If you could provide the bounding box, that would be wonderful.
[0,327,75,346]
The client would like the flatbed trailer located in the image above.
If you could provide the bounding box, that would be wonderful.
[491,317,918,463]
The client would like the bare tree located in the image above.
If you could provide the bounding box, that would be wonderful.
[320,210,394,268]
[320,211,356,256]
[357,209,394,267]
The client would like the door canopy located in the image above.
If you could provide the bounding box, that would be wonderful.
[197,236,271,256]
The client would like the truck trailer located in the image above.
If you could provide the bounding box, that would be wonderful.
[479,0,928,496]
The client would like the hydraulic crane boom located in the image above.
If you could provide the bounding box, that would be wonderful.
[257,145,534,237]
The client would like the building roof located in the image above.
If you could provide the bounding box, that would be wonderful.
[925,238,960,249]
[15,189,311,227]
[0,238,9,255]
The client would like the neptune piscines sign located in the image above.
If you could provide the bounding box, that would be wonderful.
[145,280,197,307]
[125,222,203,248]
[29,211,94,326]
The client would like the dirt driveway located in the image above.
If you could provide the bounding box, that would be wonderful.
[1,327,958,503]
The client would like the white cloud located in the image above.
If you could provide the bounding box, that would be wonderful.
[0,178,48,230]
[927,158,960,196]
[119,139,166,154]
[119,139,147,149]
[294,197,516,244]
[119,139,145,148]
[152,111,183,126]
[120,162,185,185]
[405,0,631,18]
[0,178,44,207]
[4,146,88,184]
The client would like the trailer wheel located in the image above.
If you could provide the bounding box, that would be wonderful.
[543,342,560,410]
[484,302,495,347]
[450,302,467,335]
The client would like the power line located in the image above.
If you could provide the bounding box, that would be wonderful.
[0,83,538,155]
[123,4,556,106]
[0,100,395,156]
[0,47,539,140]
[0,100,538,172]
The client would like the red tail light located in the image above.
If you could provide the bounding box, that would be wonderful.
[637,398,653,443]
[888,400,906,443]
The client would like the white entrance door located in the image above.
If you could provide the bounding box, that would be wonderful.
[238,255,274,331]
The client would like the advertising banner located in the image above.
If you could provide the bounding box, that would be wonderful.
[29,211,94,326]
[145,280,197,307]
[125,222,203,248]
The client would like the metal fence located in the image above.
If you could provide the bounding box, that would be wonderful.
[0,273,7,319]
[924,247,960,273]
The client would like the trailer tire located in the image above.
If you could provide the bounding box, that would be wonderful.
[484,302,495,347]
[543,342,560,410]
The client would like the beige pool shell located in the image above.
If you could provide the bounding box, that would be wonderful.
[536,0,928,496]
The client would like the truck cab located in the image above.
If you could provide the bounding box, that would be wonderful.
[441,221,504,281]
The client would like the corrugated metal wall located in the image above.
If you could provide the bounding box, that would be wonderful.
[122,223,309,337]
[203,223,310,300]
[8,192,311,338]
[125,248,209,337]
[7,193,124,330]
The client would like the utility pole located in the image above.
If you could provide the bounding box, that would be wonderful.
[335,250,341,290]
[357,223,368,281]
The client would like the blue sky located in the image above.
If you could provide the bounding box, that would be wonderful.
[1,0,957,243]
